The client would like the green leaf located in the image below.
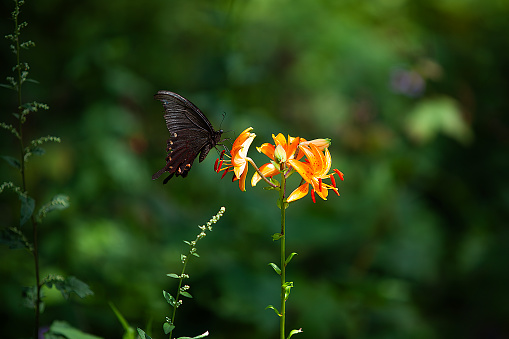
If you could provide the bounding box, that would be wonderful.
[47,321,104,339]
[163,290,176,306]
[19,194,35,226]
[268,263,281,275]
[0,227,32,251]
[109,302,136,339]
[44,275,94,299]
[180,291,193,298]
[177,331,210,339]
[22,285,40,310]
[1,155,20,169]
[283,282,294,301]
[167,273,180,279]
[285,252,298,265]
[137,328,153,339]
[287,328,303,338]
[163,321,175,334]
[272,233,283,241]
[265,305,281,317]
[192,252,200,257]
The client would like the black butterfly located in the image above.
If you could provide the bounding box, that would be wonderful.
[152,90,223,184]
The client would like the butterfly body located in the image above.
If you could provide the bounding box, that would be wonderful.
[153,91,223,183]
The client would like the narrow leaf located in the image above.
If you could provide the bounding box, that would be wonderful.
[265,305,281,317]
[268,263,281,275]
[180,291,193,298]
[0,227,32,251]
[287,328,303,339]
[1,155,21,169]
[163,290,176,306]
[285,252,298,266]
[167,273,180,279]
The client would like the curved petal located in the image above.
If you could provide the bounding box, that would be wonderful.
[256,143,275,160]
[287,182,309,202]
[288,159,314,184]
[251,162,279,186]
[272,133,287,148]
[238,162,248,191]
[232,127,254,151]
[287,136,300,159]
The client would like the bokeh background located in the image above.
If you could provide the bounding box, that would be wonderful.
[1,0,509,338]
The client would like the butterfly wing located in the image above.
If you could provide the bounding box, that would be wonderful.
[152,91,222,182]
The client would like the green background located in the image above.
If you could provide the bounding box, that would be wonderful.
[1,0,509,338]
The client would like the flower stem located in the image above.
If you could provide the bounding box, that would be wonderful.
[279,174,287,339]
[247,157,278,188]
[169,258,188,339]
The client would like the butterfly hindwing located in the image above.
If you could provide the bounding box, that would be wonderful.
[152,91,223,183]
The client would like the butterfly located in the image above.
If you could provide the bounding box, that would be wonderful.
[152,90,223,184]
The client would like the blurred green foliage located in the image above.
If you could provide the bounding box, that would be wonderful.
[1,0,509,338]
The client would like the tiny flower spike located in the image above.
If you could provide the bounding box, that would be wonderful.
[217,127,256,191]
[287,144,344,203]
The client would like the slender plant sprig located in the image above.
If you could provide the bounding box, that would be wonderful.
[137,206,226,339]
[1,1,92,338]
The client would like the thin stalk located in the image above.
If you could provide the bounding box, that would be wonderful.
[169,255,189,339]
[13,2,41,337]
[279,173,287,339]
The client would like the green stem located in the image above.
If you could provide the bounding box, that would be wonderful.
[169,254,189,339]
[279,174,287,339]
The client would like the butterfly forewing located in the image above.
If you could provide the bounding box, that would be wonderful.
[153,91,223,183]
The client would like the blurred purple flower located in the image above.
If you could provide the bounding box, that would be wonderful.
[390,68,426,97]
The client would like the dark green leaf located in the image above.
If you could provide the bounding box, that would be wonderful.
[19,194,35,226]
[163,322,175,334]
[45,275,93,299]
[0,227,32,250]
[48,320,104,339]
[163,290,176,306]
[137,328,153,339]
[1,155,20,169]
[22,285,39,309]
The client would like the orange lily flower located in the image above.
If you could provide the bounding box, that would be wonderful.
[287,144,343,203]
[252,134,300,186]
[216,127,256,191]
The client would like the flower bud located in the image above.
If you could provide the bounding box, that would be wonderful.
[274,144,287,164]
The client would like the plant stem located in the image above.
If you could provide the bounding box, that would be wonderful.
[13,1,41,337]
[279,174,287,339]
[169,255,189,339]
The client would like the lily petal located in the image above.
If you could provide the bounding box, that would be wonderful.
[287,182,309,202]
